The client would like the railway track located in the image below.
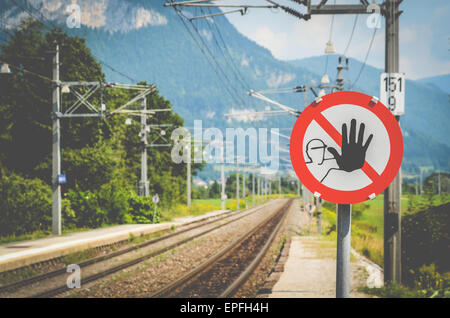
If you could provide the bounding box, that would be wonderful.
[0,200,283,298]
[149,198,293,298]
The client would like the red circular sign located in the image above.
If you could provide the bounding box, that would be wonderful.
[290,91,403,204]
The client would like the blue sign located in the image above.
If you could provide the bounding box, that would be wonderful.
[58,174,66,185]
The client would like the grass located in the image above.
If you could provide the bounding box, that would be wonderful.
[0,223,119,245]
[0,196,274,245]
[319,193,450,268]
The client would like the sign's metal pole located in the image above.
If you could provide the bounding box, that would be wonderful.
[336,203,351,298]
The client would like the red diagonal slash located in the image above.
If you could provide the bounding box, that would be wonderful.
[315,113,381,183]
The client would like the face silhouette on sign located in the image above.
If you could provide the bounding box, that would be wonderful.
[290,91,403,204]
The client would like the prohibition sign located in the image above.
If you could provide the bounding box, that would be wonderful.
[290,91,403,204]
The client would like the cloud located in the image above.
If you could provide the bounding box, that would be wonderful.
[227,108,268,122]
[200,29,212,41]
[134,7,167,29]
[241,56,249,67]
[252,26,289,59]
[6,0,168,32]
[266,72,296,88]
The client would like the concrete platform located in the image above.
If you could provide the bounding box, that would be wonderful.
[0,209,232,272]
[264,236,378,298]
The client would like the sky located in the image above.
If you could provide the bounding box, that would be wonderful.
[223,0,450,79]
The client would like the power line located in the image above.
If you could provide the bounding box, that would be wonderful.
[204,7,251,91]
[343,14,358,57]
[2,59,53,82]
[351,26,377,88]
[186,7,247,106]
[170,2,247,107]
[201,7,257,109]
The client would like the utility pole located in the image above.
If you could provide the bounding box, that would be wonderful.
[252,172,255,207]
[336,56,349,91]
[52,42,61,235]
[278,176,282,197]
[415,176,418,196]
[317,198,322,235]
[420,168,423,194]
[243,170,247,209]
[221,157,226,211]
[236,163,240,211]
[383,0,402,284]
[187,141,191,208]
[258,176,261,203]
[139,97,149,196]
[438,171,441,196]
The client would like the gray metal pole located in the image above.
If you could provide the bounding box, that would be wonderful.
[252,172,255,207]
[140,97,149,196]
[317,198,322,235]
[336,203,351,298]
[297,180,300,197]
[415,177,418,196]
[420,169,423,194]
[52,43,61,235]
[278,176,281,197]
[257,176,260,203]
[221,159,225,210]
[187,143,191,208]
[383,0,402,284]
[243,171,247,209]
[438,171,441,196]
[236,164,239,211]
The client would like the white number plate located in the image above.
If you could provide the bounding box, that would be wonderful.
[380,72,405,116]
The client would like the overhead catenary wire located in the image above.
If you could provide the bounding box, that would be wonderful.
[351,25,378,88]
[169,1,247,107]
[343,14,358,57]
[202,7,258,110]
[186,7,248,107]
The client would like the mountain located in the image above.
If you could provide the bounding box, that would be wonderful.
[1,0,449,179]
[416,74,450,94]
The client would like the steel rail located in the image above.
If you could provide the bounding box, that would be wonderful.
[0,201,274,294]
[219,200,291,297]
[149,199,292,298]
[20,201,278,298]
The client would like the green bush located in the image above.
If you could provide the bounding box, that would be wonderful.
[402,203,449,286]
[98,180,132,224]
[0,174,52,236]
[64,187,107,228]
[128,193,160,223]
